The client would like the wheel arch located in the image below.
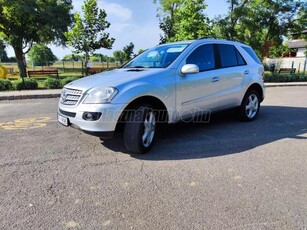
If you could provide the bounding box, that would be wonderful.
[244,83,264,103]
[117,96,169,127]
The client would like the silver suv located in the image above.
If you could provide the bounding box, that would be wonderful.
[58,39,265,154]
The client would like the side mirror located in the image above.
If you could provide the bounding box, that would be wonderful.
[181,64,199,75]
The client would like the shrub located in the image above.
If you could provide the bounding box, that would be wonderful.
[14,78,38,90]
[60,76,80,87]
[44,78,61,89]
[0,79,13,91]
[264,74,307,82]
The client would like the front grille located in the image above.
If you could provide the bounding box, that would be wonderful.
[60,88,83,106]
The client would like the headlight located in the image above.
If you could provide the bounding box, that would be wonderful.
[83,87,118,104]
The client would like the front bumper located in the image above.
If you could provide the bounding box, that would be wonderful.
[58,102,127,135]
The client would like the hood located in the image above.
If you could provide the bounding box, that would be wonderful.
[64,68,164,92]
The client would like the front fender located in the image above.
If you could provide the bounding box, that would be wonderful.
[112,81,176,122]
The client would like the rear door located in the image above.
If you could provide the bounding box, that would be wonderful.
[216,44,248,108]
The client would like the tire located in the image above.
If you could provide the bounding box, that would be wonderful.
[238,90,260,122]
[124,104,157,154]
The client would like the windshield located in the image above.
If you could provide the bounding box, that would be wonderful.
[123,43,189,68]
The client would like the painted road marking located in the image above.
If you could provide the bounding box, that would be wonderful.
[0,117,51,130]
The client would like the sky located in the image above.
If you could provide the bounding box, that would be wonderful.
[6,0,229,59]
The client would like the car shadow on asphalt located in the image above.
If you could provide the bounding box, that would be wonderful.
[101,105,307,161]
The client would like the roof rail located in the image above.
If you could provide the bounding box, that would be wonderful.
[198,36,225,40]
[198,37,238,42]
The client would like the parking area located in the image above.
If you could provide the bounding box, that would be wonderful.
[0,87,307,229]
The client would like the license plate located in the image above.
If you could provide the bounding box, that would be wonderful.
[58,114,69,126]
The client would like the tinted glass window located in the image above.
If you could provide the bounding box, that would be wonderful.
[236,49,246,65]
[123,44,189,68]
[186,44,215,71]
[218,44,238,68]
[242,46,262,64]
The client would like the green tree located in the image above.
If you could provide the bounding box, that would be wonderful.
[138,49,145,55]
[28,44,57,66]
[154,0,183,43]
[90,53,109,62]
[6,57,16,62]
[65,0,115,75]
[113,50,127,65]
[0,40,8,62]
[154,0,211,43]
[90,54,101,62]
[293,7,307,51]
[268,44,291,58]
[213,0,307,58]
[123,42,135,61]
[107,56,115,62]
[0,0,72,80]
[171,0,211,41]
[62,54,84,61]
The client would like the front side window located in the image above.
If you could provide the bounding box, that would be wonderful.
[186,44,215,71]
[123,44,189,68]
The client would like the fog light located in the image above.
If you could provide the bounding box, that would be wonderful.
[82,112,102,121]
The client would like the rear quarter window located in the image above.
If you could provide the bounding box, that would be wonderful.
[242,46,262,64]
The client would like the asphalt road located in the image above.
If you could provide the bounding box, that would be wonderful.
[0,87,307,230]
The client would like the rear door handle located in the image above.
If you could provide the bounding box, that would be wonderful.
[244,70,249,75]
[212,76,219,82]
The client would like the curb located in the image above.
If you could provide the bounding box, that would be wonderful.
[0,93,61,101]
[265,83,307,88]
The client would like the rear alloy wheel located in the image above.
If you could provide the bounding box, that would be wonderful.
[124,104,157,154]
[239,90,260,121]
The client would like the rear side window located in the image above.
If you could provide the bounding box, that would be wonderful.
[218,44,246,68]
[242,46,262,64]
[236,49,246,65]
[186,44,215,71]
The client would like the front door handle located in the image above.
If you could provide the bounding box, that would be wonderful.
[212,76,219,82]
[244,70,250,75]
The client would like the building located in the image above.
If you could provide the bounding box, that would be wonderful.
[288,30,307,57]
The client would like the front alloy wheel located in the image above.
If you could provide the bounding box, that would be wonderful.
[124,104,157,154]
[142,111,156,148]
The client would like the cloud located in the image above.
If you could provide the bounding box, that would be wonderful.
[101,2,133,22]
[72,1,133,23]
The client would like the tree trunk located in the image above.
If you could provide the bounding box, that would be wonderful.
[261,17,275,59]
[85,52,90,76]
[13,46,27,83]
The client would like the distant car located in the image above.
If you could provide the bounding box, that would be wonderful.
[58,38,265,154]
